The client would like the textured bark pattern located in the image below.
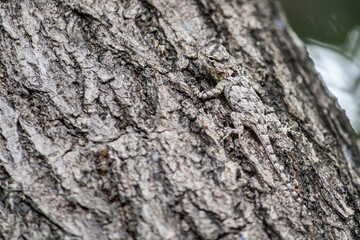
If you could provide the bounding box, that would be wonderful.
[1,0,360,239]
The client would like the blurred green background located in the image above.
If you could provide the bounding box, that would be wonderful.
[278,0,360,136]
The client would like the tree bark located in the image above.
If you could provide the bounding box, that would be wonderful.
[1,0,360,239]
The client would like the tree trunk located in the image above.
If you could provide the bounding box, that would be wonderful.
[1,0,360,239]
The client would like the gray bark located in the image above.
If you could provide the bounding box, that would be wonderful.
[1,0,360,239]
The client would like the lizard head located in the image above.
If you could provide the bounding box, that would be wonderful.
[198,44,235,81]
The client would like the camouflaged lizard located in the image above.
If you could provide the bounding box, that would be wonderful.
[192,44,300,201]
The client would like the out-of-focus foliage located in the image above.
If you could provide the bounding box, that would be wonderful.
[278,0,360,44]
[278,0,360,135]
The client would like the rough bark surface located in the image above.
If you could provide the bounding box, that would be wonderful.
[1,0,360,239]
